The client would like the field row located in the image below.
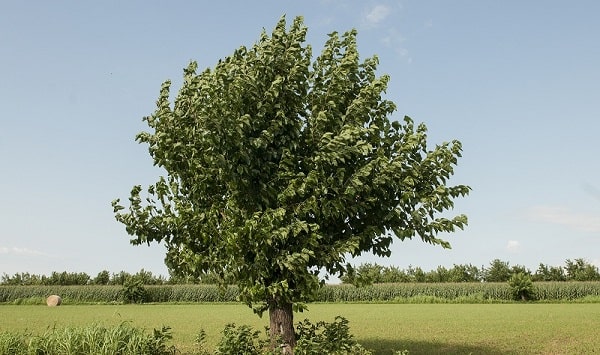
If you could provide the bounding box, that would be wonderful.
[2,304,600,354]
[2,282,600,304]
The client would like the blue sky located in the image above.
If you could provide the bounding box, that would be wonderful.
[2,1,599,278]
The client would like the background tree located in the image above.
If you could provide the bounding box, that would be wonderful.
[425,265,450,283]
[0,272,42,286]
[341,263,384,286]
[93,270,110,285]
[510,264,531,277]
[109,271,132,286]
[533,263,566,282]
[564,258,600,281]
[447,264,482,282]
[484,259,512,282]
[381,265,411,283]
[112,16,470,351]
[41,271,90,286]
[407,266,428,283]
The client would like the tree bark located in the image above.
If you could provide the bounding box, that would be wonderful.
[269,301,296,354]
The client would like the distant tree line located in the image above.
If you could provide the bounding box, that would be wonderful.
[341,258,600,285]
[0,269,168,286]
[0,269,229,286]
[2,258,598,286]
[0,268,230,286]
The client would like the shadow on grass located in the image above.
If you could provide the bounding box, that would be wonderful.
[359,338,515,355]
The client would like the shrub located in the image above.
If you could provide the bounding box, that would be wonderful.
[193,329,212,355]
[295,316,372,355]
[211,317,373,355]
[121,278,148,304]
[509,273,535,301]
[214,324,268,355]
[147,326,176,355]
[94,270,111,285]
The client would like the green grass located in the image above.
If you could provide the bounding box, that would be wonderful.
[1,303,599,354]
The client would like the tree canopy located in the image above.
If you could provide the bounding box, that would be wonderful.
[112,16,470,350]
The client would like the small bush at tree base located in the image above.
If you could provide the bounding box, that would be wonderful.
[211,317,374,354]
[214,324,268,355]
[295,316,367,354]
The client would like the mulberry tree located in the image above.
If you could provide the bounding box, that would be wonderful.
[112,16,470,351]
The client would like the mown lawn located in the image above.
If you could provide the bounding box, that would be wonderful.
[1,303,599,354]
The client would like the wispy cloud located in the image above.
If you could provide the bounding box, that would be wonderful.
[506,240,521,253]
[380,28,411,63]
[582,182,600,202]
[364,4,391,26]
[528,206,600,233]
[0,246,50,257]
[359,3,412,63]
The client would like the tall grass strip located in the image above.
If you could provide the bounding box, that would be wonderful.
[0,322,175,355]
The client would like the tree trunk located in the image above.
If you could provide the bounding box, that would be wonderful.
[269,301,296,354]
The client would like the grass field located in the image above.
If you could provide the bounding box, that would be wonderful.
[1,303,599,354]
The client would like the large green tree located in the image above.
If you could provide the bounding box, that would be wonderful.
[112,16,470,351]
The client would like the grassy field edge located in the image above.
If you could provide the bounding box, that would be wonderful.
[1,303,599,354]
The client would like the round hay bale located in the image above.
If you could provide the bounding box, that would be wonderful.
[46,295,62,306]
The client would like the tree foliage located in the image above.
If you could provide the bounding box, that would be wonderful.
[564,258,600,281]
[112,16,469,348]
[113,14,468,310]
[484,259,513,282]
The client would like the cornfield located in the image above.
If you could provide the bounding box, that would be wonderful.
[1,282,599,304]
